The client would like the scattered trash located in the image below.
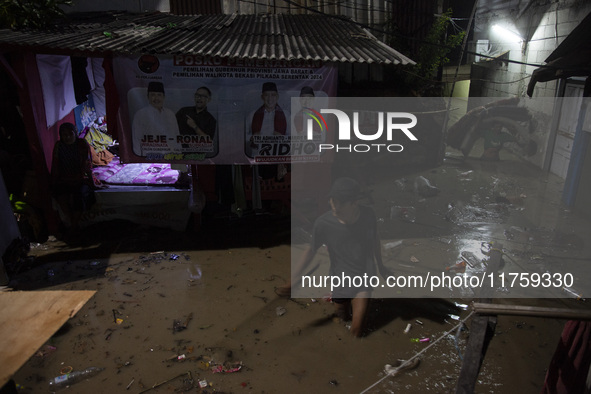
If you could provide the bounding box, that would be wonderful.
[446,261,466,273]
[419,337,430,343]
[563,287,585,301]
[383,240,403,250]
[403,323,412,334]
[126,378,134,390]
[329,379,338,386]
[169,254,180,261]
[414,176,440,197]
[60,366,73,375]
[460,251,481,268]
[390,206,416,223]
[480,242,493,255]
[34,344,57,359]
[89,261,101,266]
[415,319,423,325]
[199,379,208,388]
[104,329,114,340]
[48,366,104,391]
[212,362,242,373]
[384,358,421,377]
[410,256,419,264]
[138,371,192,394]
[173,313,193,332]
[454,302,469,310]
[276,306,287,316]
[448,314,461,321]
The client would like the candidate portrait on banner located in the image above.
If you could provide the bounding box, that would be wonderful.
[131,81,181,157]
[246,82,291,158]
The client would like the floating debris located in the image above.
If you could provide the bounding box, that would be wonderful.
[391,206,416,223]
[212,362,242,373]
[384,358,421,377]
[173,313,193,333]
[276,306,287,316]
[384,240,403,250]
[460,251,481,268]
[446,261,466,273]
[414,176,440,197]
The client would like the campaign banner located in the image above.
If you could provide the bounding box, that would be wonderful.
[112,55,337,164]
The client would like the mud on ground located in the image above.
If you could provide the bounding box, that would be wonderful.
[9,150,591,394]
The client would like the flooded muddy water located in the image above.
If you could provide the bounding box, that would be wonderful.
[9,150,591,393]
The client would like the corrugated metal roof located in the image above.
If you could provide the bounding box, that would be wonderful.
[0,11,415,65]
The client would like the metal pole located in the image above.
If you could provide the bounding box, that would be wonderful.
[439,0,479,164]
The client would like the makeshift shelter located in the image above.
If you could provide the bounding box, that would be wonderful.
[0,11,415,231]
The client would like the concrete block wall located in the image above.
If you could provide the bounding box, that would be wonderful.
[470,0,591,169]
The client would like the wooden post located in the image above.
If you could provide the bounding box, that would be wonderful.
[455,243,503,394]
[190,164,201,232]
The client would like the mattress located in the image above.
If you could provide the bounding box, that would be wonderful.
[92,156,179,186]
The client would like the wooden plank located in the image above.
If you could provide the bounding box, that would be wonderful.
[456,315,491,394]
[0,290,96,387]
[473,303,591,320]
[455,244,503,393]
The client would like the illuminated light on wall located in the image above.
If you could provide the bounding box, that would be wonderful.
[492,24,524,43]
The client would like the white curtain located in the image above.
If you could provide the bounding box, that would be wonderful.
[36,54,77,127]
[87,57,107,117]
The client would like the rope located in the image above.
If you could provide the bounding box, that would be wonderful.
[359,311,475,394]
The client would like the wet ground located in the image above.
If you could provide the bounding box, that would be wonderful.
[7,145,591,394]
